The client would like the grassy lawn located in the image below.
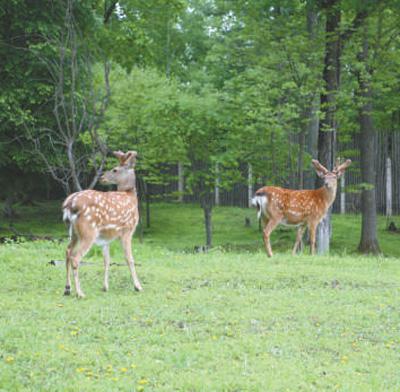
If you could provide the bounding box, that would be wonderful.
[0,202,400,391]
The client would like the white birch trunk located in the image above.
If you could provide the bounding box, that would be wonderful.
[340,173,345,214]
[248,163,253,208]
[215,162,220,206]
[317,212,331,254]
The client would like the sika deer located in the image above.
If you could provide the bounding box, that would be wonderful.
[62,150,142,298]
[252,159,351,256]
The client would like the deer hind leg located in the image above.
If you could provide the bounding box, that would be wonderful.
[70,233,96,298]
[102,244,111,292]
[64,233,78,295]
[308,222,317,255]
[121,233,142,291]
[263,217,281,257]
[292,225,306,256]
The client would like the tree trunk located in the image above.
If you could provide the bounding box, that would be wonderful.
[248,163,253,207]
[305,3,319,189]
[385,157,392,218]
[3,194,16,218]
[215,162,220,206]
[305,94,320,189]
[357,23,381,255]
[203,204,212,248]
[316,0,341,254]
[340,173,346,214]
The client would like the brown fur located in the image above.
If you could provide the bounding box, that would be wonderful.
[63,151,142,298]
[254,159,351,256]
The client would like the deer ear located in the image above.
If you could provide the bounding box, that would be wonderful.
[336,159,351,177]
[124,151,138,168]
[312,159,329,178]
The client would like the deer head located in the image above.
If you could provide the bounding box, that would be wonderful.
[100,151,138,191]
[312,158,351,190]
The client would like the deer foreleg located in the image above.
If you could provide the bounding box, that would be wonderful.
[102,244,111,292]
[121,233,142,291]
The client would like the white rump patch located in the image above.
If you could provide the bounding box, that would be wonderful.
[251,195,267,220]
[62,208,78,223]
[62,208,78,240]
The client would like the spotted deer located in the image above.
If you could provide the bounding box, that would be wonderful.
[252,159,351,256]
[62,150,142,298]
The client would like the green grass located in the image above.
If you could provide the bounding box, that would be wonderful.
[1,201,400,256]
[0,202,400,390]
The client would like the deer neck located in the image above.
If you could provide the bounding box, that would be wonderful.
[320,183,337,207]
[117,173,136,193]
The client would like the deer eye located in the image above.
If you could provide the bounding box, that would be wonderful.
[113,169,118,173]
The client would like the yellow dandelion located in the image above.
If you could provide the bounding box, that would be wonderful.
[120,367,128,373]
[131,364,137,369]
[340,355,348,364]
[76,367,86,373]
[70,330,78,336]
[212,335,217,340]
[5,356,14,363]
[138,378,148,385]
[111,377,119,381]
[58,344,65,350]
[106,365,113,373]
[56,304,64,308]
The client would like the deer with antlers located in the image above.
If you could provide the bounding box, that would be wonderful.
[252,159,351,256]
[62,150,142,298]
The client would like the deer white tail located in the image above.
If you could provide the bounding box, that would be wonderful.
[251,194,267,220]
[62,208,78,240]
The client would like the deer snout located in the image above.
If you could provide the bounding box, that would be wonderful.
[99,174,108,184]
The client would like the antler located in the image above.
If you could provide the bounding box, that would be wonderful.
[312,159,329,178]
[113,150,138,167]
[335,159,351,176]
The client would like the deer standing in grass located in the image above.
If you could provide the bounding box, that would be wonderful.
[252,159,351,256]
[62,150,142,298]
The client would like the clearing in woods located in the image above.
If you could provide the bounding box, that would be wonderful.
[0,202,399,390]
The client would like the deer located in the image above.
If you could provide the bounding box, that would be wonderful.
[252,159,351,257]
[62,150,142,298]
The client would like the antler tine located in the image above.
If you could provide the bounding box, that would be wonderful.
[311,159,329,174]
[124,151,138,168]
[113,150,126,165]
[338,159,352,171]
[335,157,341,170]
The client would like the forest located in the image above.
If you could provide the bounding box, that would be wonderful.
[1,0,400,253]
[1,1,400,390]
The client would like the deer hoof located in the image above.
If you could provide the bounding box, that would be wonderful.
[102,285,109,292]
[134,285,143,292]
[76,292,86,299]
[64,286,71,296]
